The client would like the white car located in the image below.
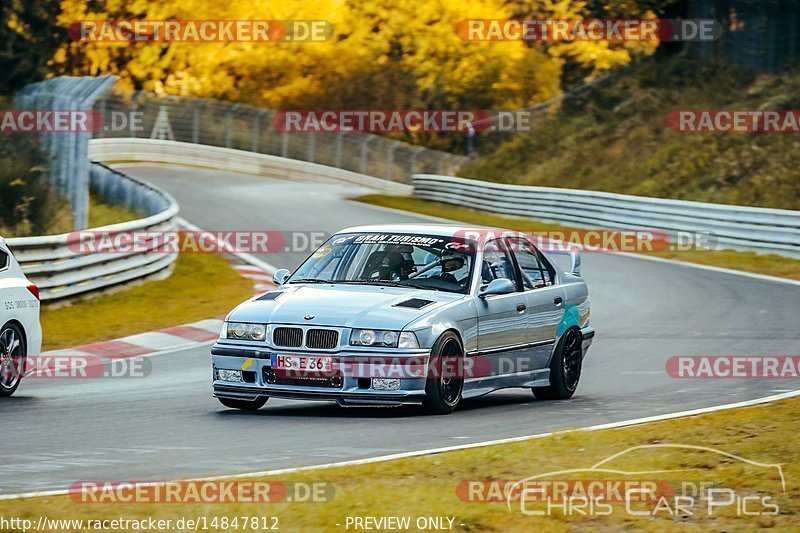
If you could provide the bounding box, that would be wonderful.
[0,237,42,397]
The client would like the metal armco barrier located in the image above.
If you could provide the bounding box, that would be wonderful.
[6,163,180,301]
[88,138,413,195]
[93,91,469,183]
[412,174,800,258]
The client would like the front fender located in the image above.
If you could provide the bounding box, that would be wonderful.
[403,299,478,353]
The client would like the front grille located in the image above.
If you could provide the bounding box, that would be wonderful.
[306,329,339,349]
[273,327,303,347]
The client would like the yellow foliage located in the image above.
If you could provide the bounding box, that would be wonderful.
[55,0,652,110]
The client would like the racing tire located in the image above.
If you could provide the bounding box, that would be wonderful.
[218,397,268,411]
[532,328,582,401]
[0,322,26,398]
[423,332,464,415]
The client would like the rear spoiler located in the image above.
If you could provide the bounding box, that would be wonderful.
[546,249,582,276]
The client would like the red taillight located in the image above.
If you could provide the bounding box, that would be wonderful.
[26,284,39,300]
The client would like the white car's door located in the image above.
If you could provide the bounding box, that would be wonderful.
[0,239,42,396]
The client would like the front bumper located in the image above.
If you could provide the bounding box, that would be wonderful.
[580,326,595,359]
[211,343,431,407]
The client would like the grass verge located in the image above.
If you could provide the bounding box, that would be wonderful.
[460,57,800,210]
[355,194,800,281]
[3,396,797,531]
[41,252,254,351]
[87,194,144,228]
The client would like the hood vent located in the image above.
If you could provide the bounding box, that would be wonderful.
[394,298,436,310]
[257,291,284,301]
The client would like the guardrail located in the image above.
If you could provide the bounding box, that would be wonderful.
[6,163,180,301]
[94,91,468,183]
[88,138,413,195]
[412,174,800,258]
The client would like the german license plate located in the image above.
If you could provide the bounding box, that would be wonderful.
[271,354,333,373]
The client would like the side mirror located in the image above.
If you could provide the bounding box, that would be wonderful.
[479,278,516,298]
[273,268,290,285]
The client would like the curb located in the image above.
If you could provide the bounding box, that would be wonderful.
[40,264,274,359]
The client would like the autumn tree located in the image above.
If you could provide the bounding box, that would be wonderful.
[0,0,65,95]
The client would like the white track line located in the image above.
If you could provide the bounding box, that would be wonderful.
[176,217,279,275]
[2,389,798,501]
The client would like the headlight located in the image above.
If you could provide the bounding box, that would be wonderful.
[350,329,419,349]
[226,322,266,341]
[398,331,420,349]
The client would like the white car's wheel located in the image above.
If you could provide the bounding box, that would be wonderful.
[423,332,464,415]
[0,322,26,397]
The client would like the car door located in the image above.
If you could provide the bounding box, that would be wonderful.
[507,237,566,370]
[476,238,530,376]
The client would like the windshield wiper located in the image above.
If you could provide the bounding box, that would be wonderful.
[337,279,442,291]
[336,279,407,287]
[398,280,443,291]
[288,278,333,284]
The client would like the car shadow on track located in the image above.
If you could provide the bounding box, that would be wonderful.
[0,395,40,407]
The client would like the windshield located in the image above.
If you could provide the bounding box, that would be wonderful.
[289,232,475,294]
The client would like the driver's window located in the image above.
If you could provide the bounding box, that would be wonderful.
[508,237,552,290]
[481,239,518,288]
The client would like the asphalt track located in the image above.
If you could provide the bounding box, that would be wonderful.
[2,164,798,495]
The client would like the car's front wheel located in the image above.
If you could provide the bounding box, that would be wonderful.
[0,322,26,397]
[218,397,268,411]
[423,332,464,415]
[532,328,582,401]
